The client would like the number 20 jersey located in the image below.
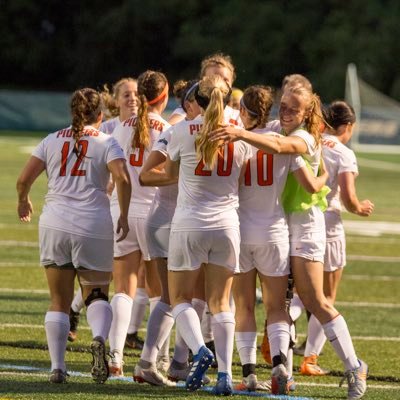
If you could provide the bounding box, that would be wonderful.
[167,117,252,231]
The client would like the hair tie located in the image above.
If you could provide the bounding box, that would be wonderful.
[148,84,169,105]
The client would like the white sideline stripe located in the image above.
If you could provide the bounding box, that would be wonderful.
[345,274,400,281]
[0,368,399,391]
[1,322,400,342]
[336,301,400,308]
[347,255,400,262]
[0,240,38,247]
[344,220,400,236]
[357,157,400,172]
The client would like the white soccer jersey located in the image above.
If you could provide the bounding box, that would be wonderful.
[322,133,359,213]
[239,129,305,244]
[224,105,243,127]
[100,116,121,135]
[168,117,252,231]
[110,112,170,218]
[33,125,125,240]
[146,125,180,228]
[265,119,281,133]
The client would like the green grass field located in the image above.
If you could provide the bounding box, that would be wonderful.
[1,133,399,399]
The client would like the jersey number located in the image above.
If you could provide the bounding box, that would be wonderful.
[129,145,145,167]
[195,143,234,176]
[244,150,274,186]
[60,140,88,176]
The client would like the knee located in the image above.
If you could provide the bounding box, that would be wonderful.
[84,288,109,308]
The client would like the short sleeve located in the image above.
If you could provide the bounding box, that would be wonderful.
[106,137,125,163]
[32,135,48,162]
[338,148,358,176]
[167,127,181,162]
[152,126,173,156]
[291,129,317,156]
[289,154,306,172]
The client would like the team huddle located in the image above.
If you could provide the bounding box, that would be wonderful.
[16,53,374,399]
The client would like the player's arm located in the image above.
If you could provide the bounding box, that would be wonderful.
[293,158,328,193]
[108,158,131,241]
[16,155,45,222]
[338,172,374,216]
[164,155,180,181]
[139,150,178,187]
[209,126,307,154]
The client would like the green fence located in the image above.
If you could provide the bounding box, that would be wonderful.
[0,90,71,132]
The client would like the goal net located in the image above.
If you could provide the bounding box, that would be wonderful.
[345,63,400,153]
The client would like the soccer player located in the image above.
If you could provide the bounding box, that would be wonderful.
[107,71,170,377]
[16,88,131,384]
[300,100,374,375]
[165,74,252,395]
[233,85,328,393]
[133,80,201,386]
[210,83,369,400]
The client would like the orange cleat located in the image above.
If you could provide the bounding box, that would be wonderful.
[260,319,272,365]
[300,354,329,376]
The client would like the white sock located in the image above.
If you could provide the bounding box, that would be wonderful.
[235,331,257,366]
[128,288,148,334]
[172,303,204,355]
[229,293,236,315]
[158,332,171,362]
[173,327,189,364]
[71,288,85,313]
[192,298,206,320]
[201,304,214,342]
[305,314,327,357]
[289,293,304,322]
[267,322,290,363]
[45,311,69,371]
[149,296,161,314]
[86,300,112,341]
[141,301,174,363]
[211,311,235,376]
[322,315,359,370]
[109,293,133,355]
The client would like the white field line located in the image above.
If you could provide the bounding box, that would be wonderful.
[0,368,399,391]
[357,157,400,172]
[347,255,400,262]
[344,220,400,236]
[0,240,38,247]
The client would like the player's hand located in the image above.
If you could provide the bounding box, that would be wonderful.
[18,200,33,222]
[358,200,374,217]
[209,124,244,143]
[116,216,129,242]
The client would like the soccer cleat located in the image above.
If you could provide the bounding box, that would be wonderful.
[212,372,233,396]
[300,354,330,376]
[90,336,109,384]
[167,360,190,382]
[156,355,170,373]
[186,345,214,391]
[68,308,80,342]
[108,351,124,377]
[133,361,176,386]
[125,332,144,350]
[340,359,368,400]
[49,369,68,384]
[287,376,296,392]
[234,374,271,392]
[271,363,289,395]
